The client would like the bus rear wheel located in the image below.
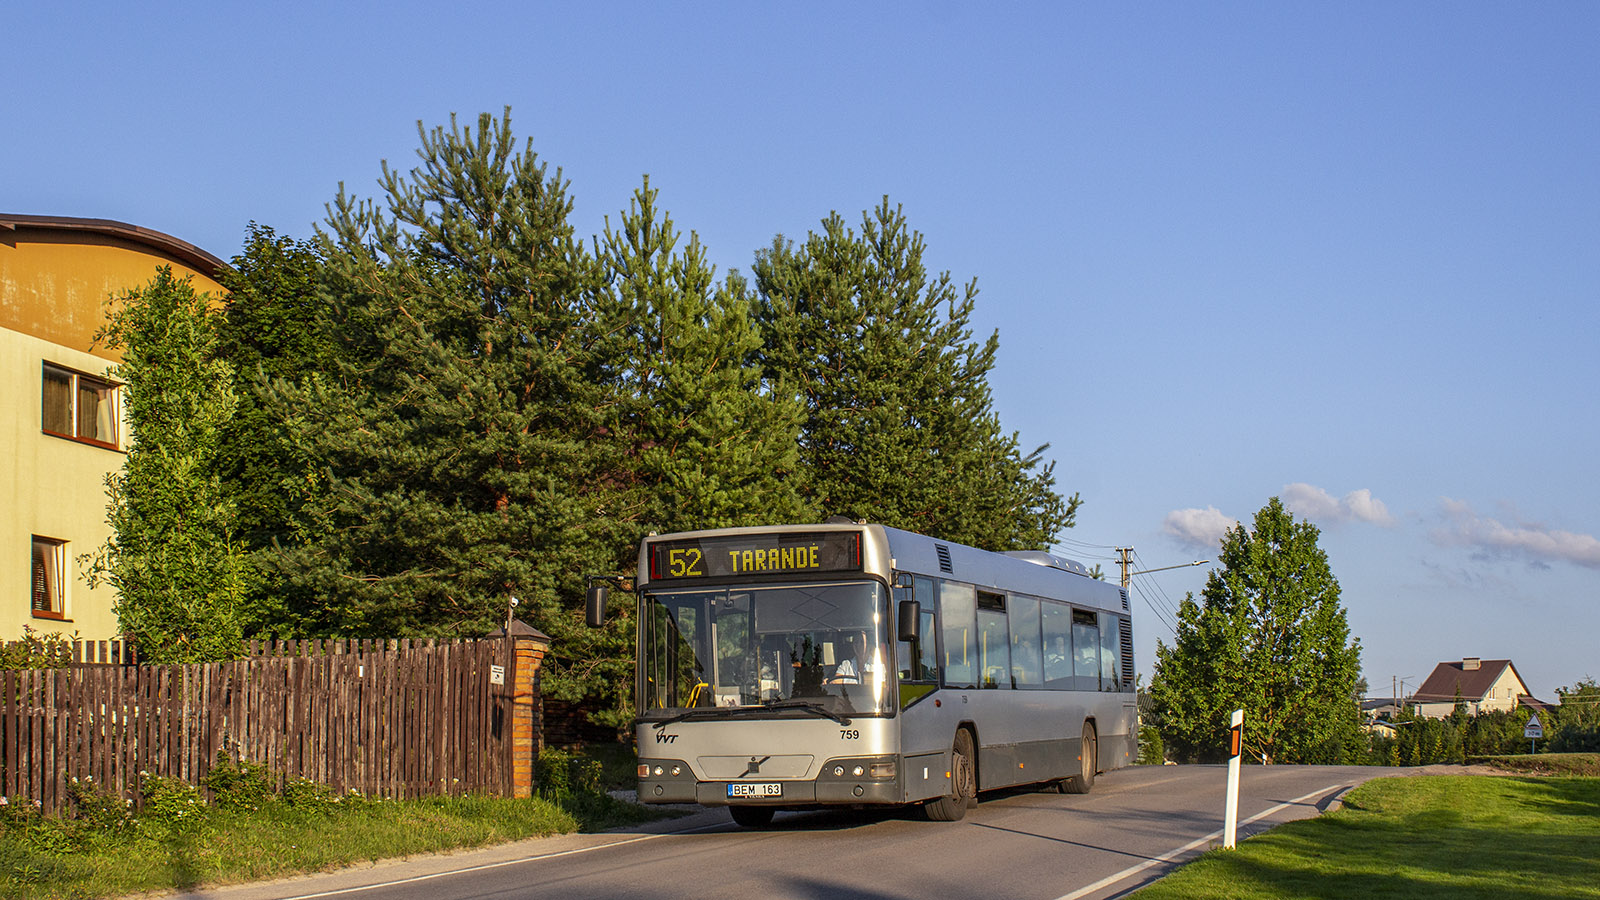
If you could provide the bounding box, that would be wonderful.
[729,806,776,828]
[924,729,976,821]
[1063,722,1096,794]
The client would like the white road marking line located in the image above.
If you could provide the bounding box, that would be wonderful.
[271,821,730,900]
[1052,783,1346,900]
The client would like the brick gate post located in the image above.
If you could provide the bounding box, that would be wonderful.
[493,619,552,798]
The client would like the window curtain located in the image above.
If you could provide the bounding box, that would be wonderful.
[31,539,63,613]
[42,366,73,435]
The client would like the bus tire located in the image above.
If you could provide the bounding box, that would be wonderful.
[1063,722,1096,794]
[729,806,776,828]
[924,729,976,821]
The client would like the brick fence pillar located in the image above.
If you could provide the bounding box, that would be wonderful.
[493,619,552,799]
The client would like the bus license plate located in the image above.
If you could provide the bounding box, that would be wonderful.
[727,782,782,798]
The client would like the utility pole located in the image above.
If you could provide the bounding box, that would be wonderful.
[1119,548,1210,591]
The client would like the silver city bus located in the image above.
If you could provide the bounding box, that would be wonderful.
[587,522,1136,827]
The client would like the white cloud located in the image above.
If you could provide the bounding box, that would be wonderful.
[1432,499,1600,570]
[1162,506,1237,551]
[1281,483,1395,527]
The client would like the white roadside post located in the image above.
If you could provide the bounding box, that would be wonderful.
[1223,709,1244,849]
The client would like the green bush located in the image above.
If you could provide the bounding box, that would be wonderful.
[65,776,133,833]
[279,777,335,810]
[203,753,275,810]
[0,627,76,670]
[536,747,603,799]
[1136,724,1165,764]
[139,775,206,834]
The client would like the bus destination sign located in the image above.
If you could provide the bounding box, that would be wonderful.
[648,532,862,581]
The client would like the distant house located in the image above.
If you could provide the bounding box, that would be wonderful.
[1411,657,1532,718]
[1361,697,1404,720]
[1362,719,1399,739]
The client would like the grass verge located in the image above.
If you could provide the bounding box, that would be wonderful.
[2,750,666,900]
[1476,752,1600,776]
[1132,775,1600,899]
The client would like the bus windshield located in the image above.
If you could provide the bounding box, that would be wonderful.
[639,581,891,717]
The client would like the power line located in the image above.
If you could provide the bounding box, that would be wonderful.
[1132,573,1184,630]
[1131,550,1194,624]
[1134,571,1183,626]
[1054,534,1119,551]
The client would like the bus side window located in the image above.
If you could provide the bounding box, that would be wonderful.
[1100,612,1121,691]
[1072,608,1100,692]
[1042,600,1073,690]
[1010,595,1043,690]
[976,591,1010,690]
[939,581,978,689]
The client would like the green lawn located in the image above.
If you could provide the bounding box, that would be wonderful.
[1133,775,1600,899]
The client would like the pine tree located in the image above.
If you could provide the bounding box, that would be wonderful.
[268,110,634,719]
[752,199,1076,549]
[89,268,254,662]
[596,178,811,533]
[1148,498,1363,763]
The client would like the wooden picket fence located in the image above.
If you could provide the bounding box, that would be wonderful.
[1,637,532,817]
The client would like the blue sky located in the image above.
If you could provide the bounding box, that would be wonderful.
[9,3,1597,700]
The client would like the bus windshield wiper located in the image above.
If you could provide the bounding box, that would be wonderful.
[649,700,853,729]
[649,707,746,729]
[763,699,852,725]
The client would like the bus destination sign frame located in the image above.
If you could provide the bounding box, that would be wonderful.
[648,531,863,582]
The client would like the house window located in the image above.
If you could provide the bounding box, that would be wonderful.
[31,536,68,620]
[42,362,119,448]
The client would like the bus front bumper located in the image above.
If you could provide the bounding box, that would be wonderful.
[636,756,903,806]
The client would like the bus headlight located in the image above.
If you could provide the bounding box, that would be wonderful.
[869,762,896,779]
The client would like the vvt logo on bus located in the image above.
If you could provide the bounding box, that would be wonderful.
[655,732,679,744]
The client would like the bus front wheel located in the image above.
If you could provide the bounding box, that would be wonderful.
[1063,722,1096,794]
[924,729,976,821]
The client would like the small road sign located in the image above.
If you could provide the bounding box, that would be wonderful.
[1524,713,1543,739]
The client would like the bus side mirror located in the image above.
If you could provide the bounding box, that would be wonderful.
[897,599,920,643]
[586,583,608,627]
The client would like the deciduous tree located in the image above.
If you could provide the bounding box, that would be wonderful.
[1149,498,1362,763]
[213,224,334,634]
[1550,678,1600,752]
[89,268,254,662]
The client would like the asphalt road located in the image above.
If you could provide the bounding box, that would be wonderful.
[188,765,1392,900]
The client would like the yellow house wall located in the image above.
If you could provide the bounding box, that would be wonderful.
[1480,668,1528,713]
[0,229,225,360]
[2,229,227,642]
[0,329,126,640]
